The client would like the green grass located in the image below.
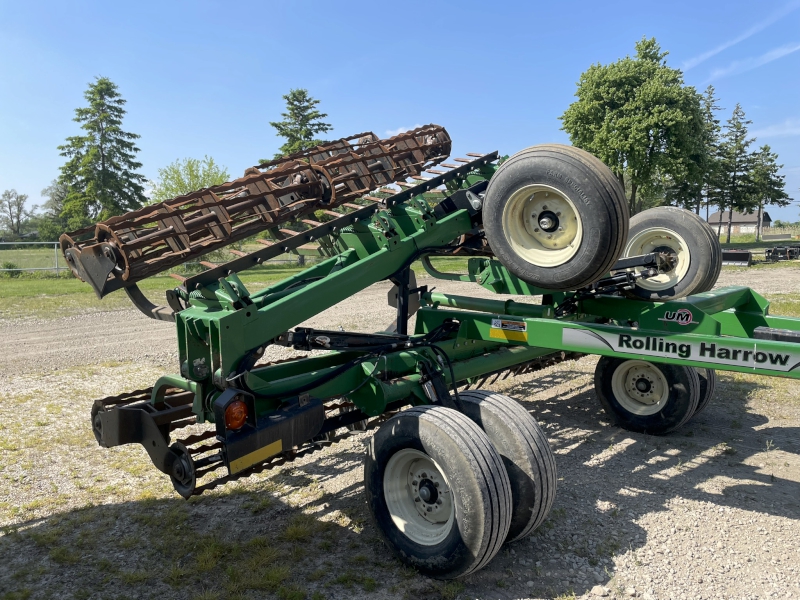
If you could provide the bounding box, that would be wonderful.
[0,257,471,320]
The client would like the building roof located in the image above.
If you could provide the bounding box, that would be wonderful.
[707,210,771,225]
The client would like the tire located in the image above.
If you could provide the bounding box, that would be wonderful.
[594,357,700,435]
[483,144,629,291]
[622,207,719,301]
[696,220,722,292]
[364,406,512,579]
[693,368,717,415]
[457,390,557,542]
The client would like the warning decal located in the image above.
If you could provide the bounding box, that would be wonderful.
[490,318,528,342]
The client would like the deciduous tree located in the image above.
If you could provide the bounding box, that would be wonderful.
[0,189,32,237]
[58,77,147,229]
[560,38,704,215]
[150,156,230,203]
[36,180,70,241]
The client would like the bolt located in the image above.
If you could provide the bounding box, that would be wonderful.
[538,216,555,230]
[534,228,540,233]
[412,480,417,486]
[556,211,561,216]
[427,507,432,512]
[436,498,442,504]
[542,205,548,209]
[547,235,553,239]
[415,497,420,502]
[421,472,427,478]
[558,226,564,231]
[434,481,439,487]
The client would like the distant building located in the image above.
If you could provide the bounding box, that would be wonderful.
[707,210,771,235]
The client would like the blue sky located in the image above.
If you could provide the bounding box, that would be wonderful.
[1,0,798,220]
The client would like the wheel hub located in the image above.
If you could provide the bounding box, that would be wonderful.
[383,449,455,546]
[610,360,670,415]
[624,228,690,292]
[409,466,449,521]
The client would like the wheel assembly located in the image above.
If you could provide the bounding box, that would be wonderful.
[483,144,629,291]
[622,207,722,301]
[457,390,556,542]
[169,442,196,499]
[595,357,700,434]
[364,406,511,579]
[693,368,717,416]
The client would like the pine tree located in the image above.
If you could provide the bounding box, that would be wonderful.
[58,77,147,229]
[717,104,755,243]
[266,89,332,161]
[698,85,722,220]
[750,145,791,241]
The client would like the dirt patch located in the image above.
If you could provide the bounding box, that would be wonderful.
[1,273,799,600]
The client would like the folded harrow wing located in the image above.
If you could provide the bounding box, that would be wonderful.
[66,126,800,579]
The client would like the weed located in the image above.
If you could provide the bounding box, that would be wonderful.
[360,576,377,592]
[308,568,327,582]
[721,443,737,455]
[119,569,150,584]
[311,593,325,600]
[439,580,465,600]
[282,514,317,542]
[245,495,273,514]
[48,546,79,564]
[1,590,32,600]
[278,585,307,600]
[731,419,742,429]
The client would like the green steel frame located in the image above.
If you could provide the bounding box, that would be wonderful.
[98,151,800,492]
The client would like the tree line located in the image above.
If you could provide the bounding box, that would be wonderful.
[561,37,792,242]
[1,45,794,244]
[1,82,329,242]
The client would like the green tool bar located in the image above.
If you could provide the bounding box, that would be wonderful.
[424,292,554,319]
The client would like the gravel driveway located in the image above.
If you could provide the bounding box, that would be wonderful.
[0,267,798,600]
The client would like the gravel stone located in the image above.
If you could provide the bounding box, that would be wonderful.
[1,270,799,600]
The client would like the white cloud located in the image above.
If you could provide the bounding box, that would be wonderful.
[708,41,800,80]
[683,0,800,71]
[385,124,422,136]
[751,117,800,138]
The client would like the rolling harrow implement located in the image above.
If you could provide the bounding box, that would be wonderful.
[66,126,800,579]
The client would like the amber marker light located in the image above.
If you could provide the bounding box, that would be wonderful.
[225,399,248,430]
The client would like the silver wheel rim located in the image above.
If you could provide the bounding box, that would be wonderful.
[625,227,690,292]
[383,448,454,546]
[611,360,669,416]
[501,184,583,267]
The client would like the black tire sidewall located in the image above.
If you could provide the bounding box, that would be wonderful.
[364,408,505,578]
[484,146,626,291]
[625,207,714,301]
[595,357,699,435]
[457,391,556,542]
